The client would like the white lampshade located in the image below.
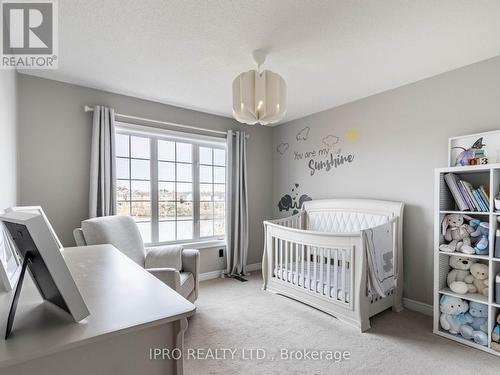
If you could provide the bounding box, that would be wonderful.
[232,69,287,125]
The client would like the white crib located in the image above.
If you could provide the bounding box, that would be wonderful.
[262,199,404,332]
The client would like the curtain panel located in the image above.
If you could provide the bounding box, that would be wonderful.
[225,130,249,276]
[89,105,116,218]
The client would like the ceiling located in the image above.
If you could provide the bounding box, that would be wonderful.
[23,0,500,124]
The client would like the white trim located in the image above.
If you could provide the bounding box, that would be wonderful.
[403,297,433,316]
[199,270,223,282]
[183,240,226,250]
[199,262,262,282]
[246,262,262,272]
[116,121,227,145]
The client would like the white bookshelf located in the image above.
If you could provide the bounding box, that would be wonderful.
[434,163,500,356]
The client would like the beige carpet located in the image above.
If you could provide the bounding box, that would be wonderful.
[185,274,500,374]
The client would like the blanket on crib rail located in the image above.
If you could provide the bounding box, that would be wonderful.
[361,220,394,298]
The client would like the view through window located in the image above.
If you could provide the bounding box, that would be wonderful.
[115,126,226,244]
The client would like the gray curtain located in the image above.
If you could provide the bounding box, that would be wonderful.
[225,130,249,276]
[89,105,116,218]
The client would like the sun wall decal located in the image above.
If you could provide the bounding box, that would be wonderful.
[347,129,357,141]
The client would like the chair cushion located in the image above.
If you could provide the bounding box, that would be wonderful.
[145,245,183,271]
[82,216,146,266]
[179,272,194,299]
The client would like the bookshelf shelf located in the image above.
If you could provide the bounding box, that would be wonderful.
[438,251,489,260]
[439,210,490,215]
[434,165,500,357]
[439,288,488,304]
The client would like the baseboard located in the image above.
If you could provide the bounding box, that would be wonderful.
[246,262,262,272]
[199,270,223,282]
[403,297,433,316]
[199,263,262,282]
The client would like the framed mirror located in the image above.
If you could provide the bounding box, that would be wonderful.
[0,221,21,292]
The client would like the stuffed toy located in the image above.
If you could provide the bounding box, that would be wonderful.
[439,214,475,254]
[465,263,489,297]
[439,295,471,335]
[491,314,500,352]
[446,255,477,295]
[470,221,489,255]
[460,302,488,346]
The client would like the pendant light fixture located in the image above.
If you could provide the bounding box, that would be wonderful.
[232,50,287,125]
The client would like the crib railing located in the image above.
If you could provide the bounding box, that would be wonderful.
[263,218,355,307]
[266,212,303,229]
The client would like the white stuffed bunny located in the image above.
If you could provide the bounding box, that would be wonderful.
[439,214,475,254]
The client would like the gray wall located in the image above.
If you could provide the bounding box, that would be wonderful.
[17,74,273,272]
[272,56,500,306]
[0,71,18,210]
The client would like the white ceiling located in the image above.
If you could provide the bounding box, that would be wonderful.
[24,0,500,123]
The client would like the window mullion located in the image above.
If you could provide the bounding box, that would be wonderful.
[151,138,159,244]
[193,144,200,241]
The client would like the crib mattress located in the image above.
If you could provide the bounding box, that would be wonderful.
[274,262,351,302]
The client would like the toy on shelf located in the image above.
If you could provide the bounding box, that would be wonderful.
[453,138,486,166]
[492,314,500,352]
[439,295,471,335]
[459,302,488,346]
[446,256,477,295]
[470,221,489,256]
[465,263,489,297]
[439,214,475,254]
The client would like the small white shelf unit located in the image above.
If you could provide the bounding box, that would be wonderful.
[434,163,500,356]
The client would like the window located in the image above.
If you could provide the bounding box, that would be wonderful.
[115,125,226,245]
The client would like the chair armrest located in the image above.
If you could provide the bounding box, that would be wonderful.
[145,245,182,270]
[182,249,200,300]
[73,228,87,246]
[147,267,181,291]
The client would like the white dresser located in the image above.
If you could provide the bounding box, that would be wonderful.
[0,244,196,375]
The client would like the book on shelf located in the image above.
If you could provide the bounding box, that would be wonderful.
[462,180,479,211]
[458,181,475,211]
[472,190,487,212]
[443,173,490,212]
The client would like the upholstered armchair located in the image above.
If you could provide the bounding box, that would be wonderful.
[73,215,199,302]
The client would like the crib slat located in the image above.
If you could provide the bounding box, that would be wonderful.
[313,247,317,292]
[274,237,281,279]
[326,248,331,298]
[333,249,338,300]
[284,241,288,282]
[279,239,283,280]
[341,249,346,303]
[295,243,299,285]
[300,244,305,287]
[307,245,311,290]
[319,247,324,295]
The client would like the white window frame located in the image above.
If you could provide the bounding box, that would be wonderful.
[115,122,226,246]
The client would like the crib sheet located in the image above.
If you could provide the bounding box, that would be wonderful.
[274,262,351,302]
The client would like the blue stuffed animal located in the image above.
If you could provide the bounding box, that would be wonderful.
[470,222,489,256]
[439,295,471,334]
[460,301,488,346]
[492,314,500,352]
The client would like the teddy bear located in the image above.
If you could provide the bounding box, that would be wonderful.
[470,221,489,255]
[446,255,477,295]
[491,314,500,352]
[465,263,489,296]
[439,295,471,334]
[439,214,475,254]
[459,301,488,346]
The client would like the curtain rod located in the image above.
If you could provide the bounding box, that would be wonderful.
[84,105,244,138]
